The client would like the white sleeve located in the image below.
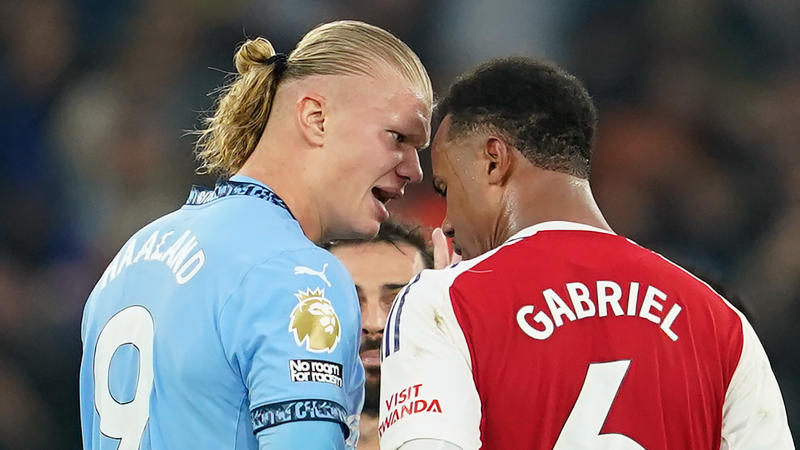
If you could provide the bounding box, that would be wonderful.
[397,439,464,450]
[720,315,794,450]
[378,270,482,450]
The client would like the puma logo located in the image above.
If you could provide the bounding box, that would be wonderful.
[293,263,331,287]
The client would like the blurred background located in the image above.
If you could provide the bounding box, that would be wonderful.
[0,0,798,447]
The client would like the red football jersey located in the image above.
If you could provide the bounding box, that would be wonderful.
[379,221,792,450]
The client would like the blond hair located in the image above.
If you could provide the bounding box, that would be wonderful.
[194,20,432,176]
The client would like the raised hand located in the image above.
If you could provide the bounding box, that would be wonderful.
[432,227,462,269]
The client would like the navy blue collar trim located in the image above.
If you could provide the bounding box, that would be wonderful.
[185,180,294,218]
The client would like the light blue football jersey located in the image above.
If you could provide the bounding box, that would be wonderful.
[80,175,364,449]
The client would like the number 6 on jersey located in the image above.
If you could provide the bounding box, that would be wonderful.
[554,360,644,449]
[93,306,155,450]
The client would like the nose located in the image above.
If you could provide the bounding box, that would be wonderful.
[397,148,423,185]
[441,218,455,239]
[361,298,385,336]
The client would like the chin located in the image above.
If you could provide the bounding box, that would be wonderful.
[324,210,381,241]
[350,211,383,238]
[333,220,380,241]
[358,221,382,239]
[459,248,478,260]
[364,374,381,414]
[352,219,381,239]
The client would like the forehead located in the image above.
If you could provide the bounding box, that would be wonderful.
[370,62,431,107]
[334,67,431,138]
[432,115,486,168]
[431,115,455,170]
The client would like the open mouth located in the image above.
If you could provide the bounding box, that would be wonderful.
[360,348,381,368]
[360,338,382,368]
[371,186,400,205]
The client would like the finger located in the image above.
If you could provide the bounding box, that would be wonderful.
[432,227,451,269]
[451,251,462,265]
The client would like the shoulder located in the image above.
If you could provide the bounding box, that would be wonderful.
[263,246,353,285]
[388,237,529,325]
[629,239,745,317]
[182,193,311,251]
[218,246,360,355]
[229,245,356,307]
[392,263,472,313]
[220,246,360,347]
[184,196,341,278]
[383,254,500,362]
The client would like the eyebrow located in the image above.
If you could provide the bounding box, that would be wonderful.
[404,127,430,150]
[354,283,409,293]
[404,111,431,150]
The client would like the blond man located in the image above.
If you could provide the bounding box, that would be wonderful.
[79,21,431,450]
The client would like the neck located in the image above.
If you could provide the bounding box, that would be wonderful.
[237,136,324,243]
[358,412,380,449]
[495,167,612,244]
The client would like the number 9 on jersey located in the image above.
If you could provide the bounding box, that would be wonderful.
[94,306,155,450]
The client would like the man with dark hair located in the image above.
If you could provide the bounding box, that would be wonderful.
[379,58,793,450]
[325,221,432,450]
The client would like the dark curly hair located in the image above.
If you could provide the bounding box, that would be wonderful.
[435,57,597,179]
[323,220,433,269]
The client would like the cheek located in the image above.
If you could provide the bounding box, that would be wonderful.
[329,118,369,154]
[452,194,485,237]
[327,141,375,181]
[344,131,395,168]
[446,193,469,227]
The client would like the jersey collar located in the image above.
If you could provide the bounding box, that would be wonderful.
[185,175,295,219]
[504,220,616,244]
[229,174,267,186]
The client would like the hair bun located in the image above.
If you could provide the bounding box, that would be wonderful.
[234,38,276,75]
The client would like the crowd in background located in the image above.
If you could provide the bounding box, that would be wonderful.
[0,0,798,447]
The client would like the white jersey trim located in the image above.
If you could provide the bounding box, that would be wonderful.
[380,221,615,450]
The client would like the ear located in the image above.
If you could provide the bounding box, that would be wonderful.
[483,136,513,185]
[296,94,326,147]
